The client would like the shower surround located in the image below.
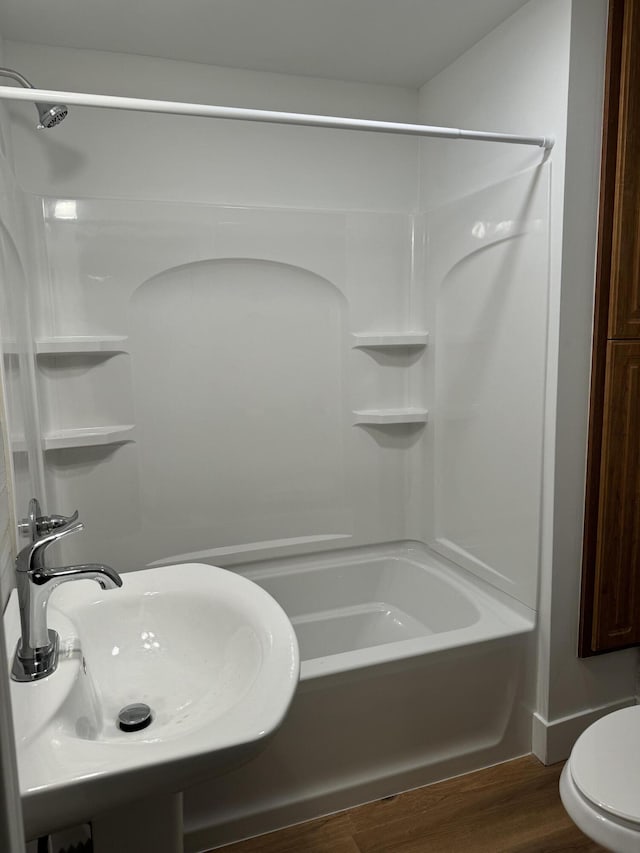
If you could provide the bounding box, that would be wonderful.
[10,166,547,848]
[30,167,549,612]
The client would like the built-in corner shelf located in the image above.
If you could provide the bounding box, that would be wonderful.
[12,425,136,453]
[43,425,135,450]
[353,408,428,426]
[351,332,429,350]
[35,336,128,355]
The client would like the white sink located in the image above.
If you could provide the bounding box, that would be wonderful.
[4,562,299,839]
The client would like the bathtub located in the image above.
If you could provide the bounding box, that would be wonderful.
[183,541,535,852]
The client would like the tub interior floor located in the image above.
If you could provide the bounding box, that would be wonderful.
[291,602,431,660]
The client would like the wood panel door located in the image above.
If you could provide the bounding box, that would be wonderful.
[580,0,640,654]
[592,342,640,649]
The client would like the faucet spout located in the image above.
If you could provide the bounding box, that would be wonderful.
[33,563,123,591]
[11,508,123,681]
[19,562,123,656]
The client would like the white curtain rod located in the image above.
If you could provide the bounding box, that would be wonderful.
[0,85,554,149]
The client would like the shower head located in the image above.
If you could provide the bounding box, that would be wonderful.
[0,66,68,129]
[35,102,68,129]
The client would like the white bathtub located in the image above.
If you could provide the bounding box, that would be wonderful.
[183,542,535,851]
[241,543,533,680]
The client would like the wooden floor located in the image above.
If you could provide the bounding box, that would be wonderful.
[217,756,606,852]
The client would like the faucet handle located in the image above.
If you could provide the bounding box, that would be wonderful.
[39,509,79,535]
[19,498,80,541]
[16,516,84,574]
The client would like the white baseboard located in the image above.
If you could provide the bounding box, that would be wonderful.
[532,697,637,765]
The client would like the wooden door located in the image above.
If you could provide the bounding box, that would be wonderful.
[580,0,640,654]
[592,342,640,649]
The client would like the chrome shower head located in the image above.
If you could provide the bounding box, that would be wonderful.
[36,102,68,129]
[0,66,68,129]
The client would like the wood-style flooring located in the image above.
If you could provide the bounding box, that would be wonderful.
[216,756,606,852]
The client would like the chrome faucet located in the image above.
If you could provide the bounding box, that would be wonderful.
[11,505,122,682]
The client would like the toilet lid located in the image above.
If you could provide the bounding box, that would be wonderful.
[570,705,640,825]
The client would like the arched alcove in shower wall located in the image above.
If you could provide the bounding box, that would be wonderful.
[129,258,351,565]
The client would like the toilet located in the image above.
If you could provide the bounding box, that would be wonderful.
[560,705,640,852]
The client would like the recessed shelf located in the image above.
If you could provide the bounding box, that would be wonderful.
[42,425,136,450]
[351,332,429,349]
[13,425,136,452]
[353,408,428,426]
[35,336,128,355]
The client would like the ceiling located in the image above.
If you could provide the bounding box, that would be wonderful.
[0,0,532,88]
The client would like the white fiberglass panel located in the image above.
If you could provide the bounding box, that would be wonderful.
[37,200,418,573]
[427,166,550,609]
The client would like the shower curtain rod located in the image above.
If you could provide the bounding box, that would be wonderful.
[0,85,554,149]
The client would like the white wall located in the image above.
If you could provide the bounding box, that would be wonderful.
[418,0,575,613]
[419,0,638,760]
[5,41,419,211]
[539,0,638,753]
[419,0,572,611]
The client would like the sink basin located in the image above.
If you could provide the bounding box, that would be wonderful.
[4,562,299,839]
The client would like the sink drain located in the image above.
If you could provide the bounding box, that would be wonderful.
[118,703,152,732]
